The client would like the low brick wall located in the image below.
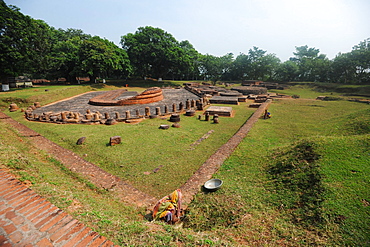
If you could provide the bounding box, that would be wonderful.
[88,87,163,106]
[88,89,128,106]
[117,88,164,105]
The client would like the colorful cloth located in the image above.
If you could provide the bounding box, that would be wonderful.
[153,189,182,223]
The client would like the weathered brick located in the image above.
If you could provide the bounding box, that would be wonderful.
[0,235,9,245]
[19,231,41,246]
[25,200,49,219]
[30,203,54,224]
[0,219,8,227]
[36,238,53,247]
[50,219,78,242]
[0,203,7,212]
[39,211,68,232]
[45,215,73,234]
[75,231,99,247]
[0,184,18,197]
[34,209,62,229]
[13,195,39,212]
[0,177,12,182]
[55,222,85,244]
[3,223,16,235]
[18,196,45,214]
[5,211,17,220]
[15,195,41,211]
[3,187,28,200]
[0,187,23,199]
[0,207,12,216]
[89,235,107,247]
[10,215,25,225]
[21,224,29,232]
[8,189,33,205]
[62,227,90,247]
[9,231,23,244]
[0,242,12,247]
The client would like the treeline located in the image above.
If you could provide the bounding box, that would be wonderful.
[1,1,369,84]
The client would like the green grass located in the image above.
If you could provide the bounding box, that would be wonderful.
[272,82,370,99]
[184,96,369,246]
[8,103,255,198]
[1,81,369,246]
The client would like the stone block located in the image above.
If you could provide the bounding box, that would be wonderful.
[105,118,117,125]
[76,137,86,145]
[159,125,170,129]
[110,136,121,146]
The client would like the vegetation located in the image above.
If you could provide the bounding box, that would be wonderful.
[0,81,369,246]
[1,0,370,84]
[1,0,369,245]
[8,99,255,198]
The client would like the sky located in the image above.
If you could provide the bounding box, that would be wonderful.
[4,0,370,61]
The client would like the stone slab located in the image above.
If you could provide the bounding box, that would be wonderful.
[205,106,233,117]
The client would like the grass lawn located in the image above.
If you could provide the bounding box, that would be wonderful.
[7,99,255,198]
[0,81,369,246]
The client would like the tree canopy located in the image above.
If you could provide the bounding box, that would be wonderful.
[120,26,198,80]
[1,0,369,84]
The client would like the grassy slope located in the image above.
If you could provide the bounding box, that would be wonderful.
[0,82,369,246]
[185,88,369,246]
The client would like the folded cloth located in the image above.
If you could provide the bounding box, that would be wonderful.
[153,189,182,223]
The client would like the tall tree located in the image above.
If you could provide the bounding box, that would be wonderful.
[178,40,201,80]
[291,45,330,82]
[275,60,299,82]
[199,53,233,84]
[0,1,54,81]
[121,26,187,79]
[247,47,280,80]
[47,32,85,82]
[80,36,131,81]
[350,38,370,83]
[228,53,250,80]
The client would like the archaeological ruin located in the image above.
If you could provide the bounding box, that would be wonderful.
[23,82,287,125]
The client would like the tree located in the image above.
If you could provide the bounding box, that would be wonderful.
[350,38,370,83]
[178,40,201,80]
[228,53,250,80]
[47,33,85,82]
[290,45,330,82]
[0,1,54,81]
[121,26,188,79]
[247,47,280,81]
[199,53,233,84]
[275,60,299,82]
[80,36,131,82]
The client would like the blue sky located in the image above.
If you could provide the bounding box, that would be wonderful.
[5,0,370,61]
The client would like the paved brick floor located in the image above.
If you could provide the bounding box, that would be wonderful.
[32,88,200,117]
[0,170,118,246]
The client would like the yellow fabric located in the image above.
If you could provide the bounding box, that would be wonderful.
[153,189,182,222]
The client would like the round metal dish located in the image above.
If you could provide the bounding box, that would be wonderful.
[204,179,223,191]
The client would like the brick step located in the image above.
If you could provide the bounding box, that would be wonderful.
[0,169,118,246]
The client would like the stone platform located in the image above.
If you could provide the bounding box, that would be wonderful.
[32,88,200,120]
[204,106,234,117]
